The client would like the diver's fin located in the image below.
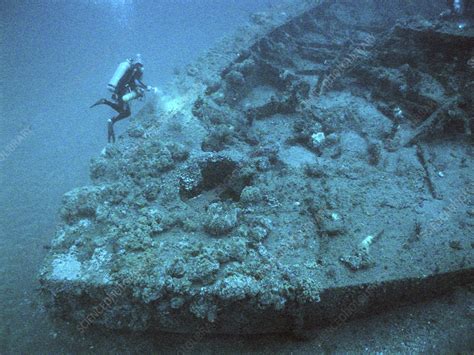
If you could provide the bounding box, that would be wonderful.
[90,98,107,108]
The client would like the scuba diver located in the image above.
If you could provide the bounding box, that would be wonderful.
[91,54,153,143]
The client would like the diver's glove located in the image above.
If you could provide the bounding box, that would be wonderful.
[146,85,158,93]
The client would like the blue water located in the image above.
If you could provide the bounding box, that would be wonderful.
[0,1,282,352]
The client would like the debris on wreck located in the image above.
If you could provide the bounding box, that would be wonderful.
[340,231,384,271]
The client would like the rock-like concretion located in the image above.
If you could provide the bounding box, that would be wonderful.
[40,0,473,334]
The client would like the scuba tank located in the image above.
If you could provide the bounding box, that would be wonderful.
[122,86,145,102]
[108,59,132,93]
[122,90,139,103]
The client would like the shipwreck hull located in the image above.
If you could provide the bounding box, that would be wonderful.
[41,268,473,334]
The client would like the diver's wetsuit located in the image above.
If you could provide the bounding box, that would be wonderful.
[91,62,148,143]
